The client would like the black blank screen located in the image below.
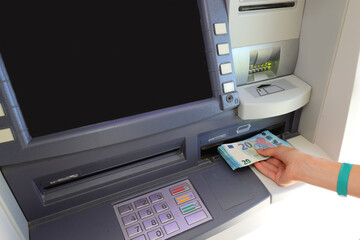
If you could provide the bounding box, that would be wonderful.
[0,1,212,137]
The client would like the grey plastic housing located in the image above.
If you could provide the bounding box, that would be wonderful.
[0,0,305,239]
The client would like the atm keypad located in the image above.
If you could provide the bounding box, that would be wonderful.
[113,179,212,240]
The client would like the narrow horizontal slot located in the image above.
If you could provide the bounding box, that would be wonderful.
[41,147,181,192]
[239,2,295,12]
[34,144,185,205]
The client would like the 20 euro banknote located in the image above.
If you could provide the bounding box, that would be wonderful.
[217,130,290,170]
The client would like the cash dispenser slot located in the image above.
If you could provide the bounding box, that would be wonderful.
[200,122,286,160]
[239,2,296,12]
[35,140,185,205]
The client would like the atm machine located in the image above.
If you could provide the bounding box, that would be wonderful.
[0,0,315,239]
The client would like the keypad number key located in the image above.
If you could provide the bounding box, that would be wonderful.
[122,213,138,226]
[126,224,143,237]
[143,217,159,230]
[153,201,168,213]
[159,211,174,224]
[138,207,154,219]
[147,228,164,240]
[134,198,149,209]
[118,203,134,215]
[149,192,163,203]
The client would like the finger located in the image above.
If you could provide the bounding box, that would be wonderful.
[257,145,291,159]
[257,147,277,157]
[266,158,284,168]
[259,159,279,172]
[254,161,277,182]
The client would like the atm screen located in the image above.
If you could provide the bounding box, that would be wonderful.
[0,1,212,137]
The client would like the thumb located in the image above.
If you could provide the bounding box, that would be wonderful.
[257,147,277,157]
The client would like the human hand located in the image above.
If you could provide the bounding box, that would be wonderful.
[255,146,308,187]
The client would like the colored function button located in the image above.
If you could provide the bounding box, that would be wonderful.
[180,201,201,215]
[175,192,195,205]
[169,183,190,195]
[0,103,5,117]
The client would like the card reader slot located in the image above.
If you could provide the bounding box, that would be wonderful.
[239,2,296,12]
[34,144,185,205]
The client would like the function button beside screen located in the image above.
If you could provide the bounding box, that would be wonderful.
[214,23,227,35]
[0,128,15,144]
[149,192,163,203]
[223,81,236,93]
[134,198,149,209]
[0,103,5,117]
[169,183,190,195]
[217,43,230,56]
[220,63,232,75]
[118,203,134,215]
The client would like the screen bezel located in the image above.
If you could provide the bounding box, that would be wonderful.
[0,0,238,165]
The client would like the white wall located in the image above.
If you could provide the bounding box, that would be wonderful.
[295,0,349,144]
[315,0,360,162]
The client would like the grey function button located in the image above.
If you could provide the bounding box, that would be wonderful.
[163,221,180,234]
[185,210,207,225]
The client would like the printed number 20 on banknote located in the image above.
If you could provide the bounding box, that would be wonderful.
[217,130,290,170]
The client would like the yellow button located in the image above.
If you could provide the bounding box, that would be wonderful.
[175,192,195,205]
